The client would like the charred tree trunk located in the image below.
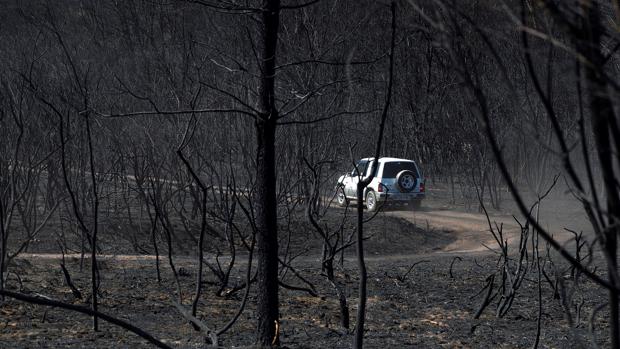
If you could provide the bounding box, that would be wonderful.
[324,258,349,329]
[354,3,396,347]
[255,0,281,345]
[85,114,99,332]
[0,200,6,301]
[255,118,279,346]
[354,184,368,348]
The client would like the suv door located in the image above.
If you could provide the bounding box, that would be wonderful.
[345,159,371,197]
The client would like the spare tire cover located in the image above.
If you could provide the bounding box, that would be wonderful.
[396,170,417,193]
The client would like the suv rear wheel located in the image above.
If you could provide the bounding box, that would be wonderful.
[366,190,378,212]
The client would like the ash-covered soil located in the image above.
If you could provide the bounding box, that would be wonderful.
[0,185,610,348]
[0,252,609,348]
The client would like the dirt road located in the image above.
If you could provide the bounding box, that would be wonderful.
[390,209,517,253]
[387,189,591,255]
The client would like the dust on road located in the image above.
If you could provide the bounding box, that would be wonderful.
[386,188,591,255]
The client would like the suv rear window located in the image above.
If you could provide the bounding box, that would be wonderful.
[382,161,419,178]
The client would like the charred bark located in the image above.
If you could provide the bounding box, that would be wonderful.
[255,0,281,345]
[255,118,279,346]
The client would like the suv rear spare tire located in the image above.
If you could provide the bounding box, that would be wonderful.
[396,170,417,193]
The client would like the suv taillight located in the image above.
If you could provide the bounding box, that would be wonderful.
[378,183,383,192]
[420,181,425,192]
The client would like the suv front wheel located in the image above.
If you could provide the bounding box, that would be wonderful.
[366,190,378,212]
[336,186,348,207]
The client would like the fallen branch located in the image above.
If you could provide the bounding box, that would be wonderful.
[0,290,172,349]
[278,280,318,297]
[173,301,217,345]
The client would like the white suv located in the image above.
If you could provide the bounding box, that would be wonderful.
[335,157,425,211]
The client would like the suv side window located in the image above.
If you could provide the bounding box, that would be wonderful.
[351,159,376,177]
[382,161,419,178]
[351,160,368,176]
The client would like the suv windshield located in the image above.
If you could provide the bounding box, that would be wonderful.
[382,161,419,178]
